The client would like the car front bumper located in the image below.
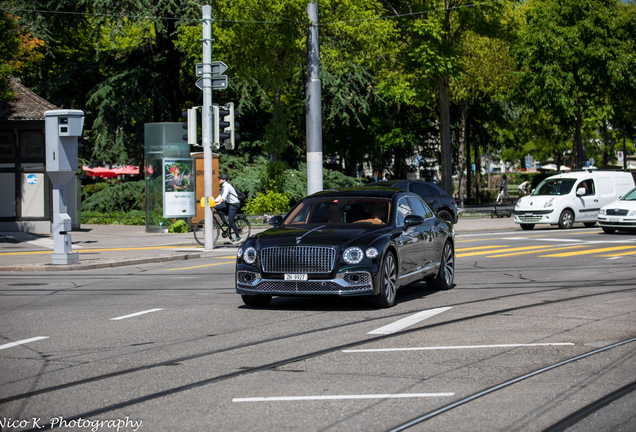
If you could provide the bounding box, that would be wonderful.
[236,270,375,296]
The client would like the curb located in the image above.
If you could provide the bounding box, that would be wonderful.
[0,253,202,272]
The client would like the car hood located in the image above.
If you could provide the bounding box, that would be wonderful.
[516,195,565,210]
[600,199,636,210]
[252,225,388,249]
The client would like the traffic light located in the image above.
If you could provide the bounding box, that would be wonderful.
[213,104,230,148]
[181,107,198,145]
[222,102,240,150]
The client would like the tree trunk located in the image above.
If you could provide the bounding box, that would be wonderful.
[574,98,584,169]
[474,139,481,204]
[439,75,453,195]
[457,100,468,208]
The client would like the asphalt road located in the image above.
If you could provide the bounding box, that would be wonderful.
[1,225,635,432]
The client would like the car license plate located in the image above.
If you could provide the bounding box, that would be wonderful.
[285,274,308,281]
[609,218,619,223]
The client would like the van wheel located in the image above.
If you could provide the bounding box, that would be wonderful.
[558,210,574,229]
[602,228,616,234]
[520,224,534,230]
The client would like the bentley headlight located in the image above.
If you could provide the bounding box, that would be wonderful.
[544,198,556,208]
[237,247,244,258]
[599,209,606,216]
[343,247,364,264]
[365,247,379,259]
[243,247,257,264]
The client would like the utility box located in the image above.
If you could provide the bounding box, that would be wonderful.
[45,109,84,265]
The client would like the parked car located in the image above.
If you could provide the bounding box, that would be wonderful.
[235,187,455,308]
[513,170,635,230]
[364,179,458,224]
[597,186,636,233]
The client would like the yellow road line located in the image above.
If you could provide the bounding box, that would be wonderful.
[596,248,636,257]
[456,245,508,252]
[486,245,586,257]
[540,246,636,257]
[169,261,236,270]
[457,245,551,258]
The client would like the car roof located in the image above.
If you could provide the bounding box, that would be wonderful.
[308,187,404,199]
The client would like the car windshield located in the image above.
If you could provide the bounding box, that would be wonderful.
[284,197,391,226]
[621,188,636,201]
[532,179,576,196]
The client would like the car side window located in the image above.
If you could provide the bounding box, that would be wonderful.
[577,179,595,196]
[408,196,433,219]
[396,197,413,226]
[411,183,433,197]
[394,182,408,190]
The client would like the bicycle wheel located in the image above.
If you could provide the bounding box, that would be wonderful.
[194,219,221,245]
[229,217,251,241]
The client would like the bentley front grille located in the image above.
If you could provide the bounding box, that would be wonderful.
[260,246,336,274]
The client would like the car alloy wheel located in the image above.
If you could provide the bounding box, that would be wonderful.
[371,252,397,308]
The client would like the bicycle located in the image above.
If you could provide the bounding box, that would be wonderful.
[193,209,251,246]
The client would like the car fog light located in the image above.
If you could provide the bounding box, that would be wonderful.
[244,247,257,264]
[343,247,364,264]
[365,247,379,259]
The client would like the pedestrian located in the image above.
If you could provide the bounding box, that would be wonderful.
[502,174,510,199]
[214,174,243,244]
[518,180,530,196]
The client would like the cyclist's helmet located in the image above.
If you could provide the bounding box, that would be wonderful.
[218,174,229,180]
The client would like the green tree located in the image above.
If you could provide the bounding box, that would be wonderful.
[513,0,635,169]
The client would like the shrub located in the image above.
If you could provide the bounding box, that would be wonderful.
[82,180,145,213]
[168,219,189,233]
[82,182,109,201]
[81,210,145,225]
[243,191,291,214]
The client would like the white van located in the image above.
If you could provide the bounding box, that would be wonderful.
[513,170,635,230]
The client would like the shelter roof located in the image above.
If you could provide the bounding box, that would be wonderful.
[0,78,58,121]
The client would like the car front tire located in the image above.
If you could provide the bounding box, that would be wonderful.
[371,251,397,308]
[520,223,535,230]
[425,241,454,291]
[602,227,616,234]
[558,210,574,229]
[437,210,453,224]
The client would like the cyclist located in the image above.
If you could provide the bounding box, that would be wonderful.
[214,174,242,244]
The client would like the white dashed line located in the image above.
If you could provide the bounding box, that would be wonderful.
[110,309,164,321]
[0,336,49,350]
[233,393,454,402]
[368,307,452,335]
[343,342,575,353]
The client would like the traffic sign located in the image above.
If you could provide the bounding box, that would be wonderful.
[196,61,228,77]
[195,75,228,90]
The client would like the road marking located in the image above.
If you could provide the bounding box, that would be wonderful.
[456,245,508,252]
[540,246,636,257]
[457,245,551,258]
[169,261,235,270]
[486,245,585,257]
[0,336,49,350]
[507,237,583,242]
[110,309,164,321]
[368,307,452,335]
[343,342,575,353]
[0,246,189,257]
[233,393,455,402]
[598,248,636,257]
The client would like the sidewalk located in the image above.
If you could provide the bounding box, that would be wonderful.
[0,217,519,271]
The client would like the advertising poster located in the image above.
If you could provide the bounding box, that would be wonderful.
[163,158,195,217]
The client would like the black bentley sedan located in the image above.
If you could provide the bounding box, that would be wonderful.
[235,187,455,308]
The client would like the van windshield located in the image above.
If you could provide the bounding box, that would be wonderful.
[532,179,576,196]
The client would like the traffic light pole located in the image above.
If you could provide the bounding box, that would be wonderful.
[202,5,214,250]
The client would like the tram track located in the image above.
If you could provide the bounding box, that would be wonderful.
[7,285,635,432]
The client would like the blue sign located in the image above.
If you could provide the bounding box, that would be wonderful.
[526,162,531,169]
[27,174,38,185]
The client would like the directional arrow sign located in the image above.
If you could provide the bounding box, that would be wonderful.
[195,75,229,90]
[211,75,228,90]
[211,61,228,75]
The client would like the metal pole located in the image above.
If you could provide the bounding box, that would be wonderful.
[202,5,214,250]
[624,124,627,171]
[306,0,323,195]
